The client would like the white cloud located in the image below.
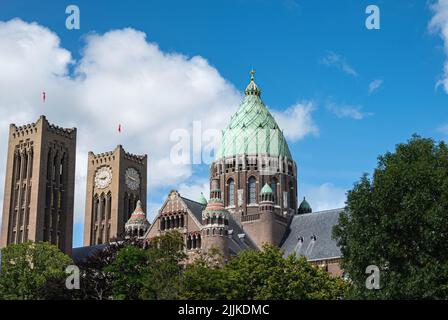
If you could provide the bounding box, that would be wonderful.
[320,51,358,77]
[326,101,372,120]
[300,183,347,212]
[429,0,448,93]
[368,79,383,94]
[272,101,319,141]
[0,19,317,232]
[177,178,210,202]
[0,19,240,225]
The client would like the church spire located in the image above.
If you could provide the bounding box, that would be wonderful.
[245,69,261,96]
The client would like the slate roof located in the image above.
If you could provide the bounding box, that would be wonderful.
[181,196,206,222]
[72,243,108,263]
[227,214,258,254]
[281,208,343,261]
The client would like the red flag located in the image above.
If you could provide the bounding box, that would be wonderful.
[118,124,122,133]
[42,91,46,103]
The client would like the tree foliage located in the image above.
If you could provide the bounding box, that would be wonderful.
[101,231,186,300]
[0,241,72,300]
[222,245,345,300]
[180,248,227,300]
[0,233,347,300]
[139,231,187,299]
[180,245,346,300]
[333,135,448,299]
[75,236,145,300]
[105,245,148,300]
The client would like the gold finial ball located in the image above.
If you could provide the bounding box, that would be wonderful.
[250,69,255,81]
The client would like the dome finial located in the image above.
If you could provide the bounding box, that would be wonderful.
[250,69,255,81]
[245,69,261,96]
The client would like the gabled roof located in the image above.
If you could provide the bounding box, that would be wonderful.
[281,208,343,261]
[181,196,206,222]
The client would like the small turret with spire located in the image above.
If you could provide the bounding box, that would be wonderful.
[125,200,150,238]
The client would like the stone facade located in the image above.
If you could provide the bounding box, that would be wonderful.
[145,190,206,261]
[83,145,147,246]
[211,156,296,249]
[0,115,76,255]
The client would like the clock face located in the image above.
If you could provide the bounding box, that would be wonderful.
[95,166,112,189]
[125,167,140,190]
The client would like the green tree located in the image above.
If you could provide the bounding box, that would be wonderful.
[180,248,227,299]
[0,241,72,300]
[333,135,448,299]
[220,245,346,300]
[76,236,145,300]
[105,245,148,300]
[140,231,187,299]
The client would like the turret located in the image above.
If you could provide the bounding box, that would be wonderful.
[201,178,229,260]
[198,192,208,205]
[125,200,150,239]
[298,197,312,214]
[260,183,274,212]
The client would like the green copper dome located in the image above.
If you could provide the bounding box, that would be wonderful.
[261,183,273,194]
[215,70,292,160]
[198,192,208,205]
[298,197,312,214]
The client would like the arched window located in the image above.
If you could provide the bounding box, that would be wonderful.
[187,236,192,250]
[227,179,234,206]
[95,197,100,222]
[289,182,295,209]
[271,178,278,204]
[107,193,112,219]
[101,195,106,220]
[248,177,257,204]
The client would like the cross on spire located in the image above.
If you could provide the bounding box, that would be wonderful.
[250,69,255,82]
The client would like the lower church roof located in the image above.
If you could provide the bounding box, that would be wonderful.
[72,243,108,263]
[281,208,343,261]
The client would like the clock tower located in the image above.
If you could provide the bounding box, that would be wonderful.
[83,145,147,246]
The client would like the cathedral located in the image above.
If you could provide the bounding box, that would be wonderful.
[0,72,343,276]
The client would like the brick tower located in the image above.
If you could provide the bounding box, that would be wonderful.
[83,145,147,246]
[0,115,76,255]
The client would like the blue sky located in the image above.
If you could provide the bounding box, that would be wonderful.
[0,0,447,248]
